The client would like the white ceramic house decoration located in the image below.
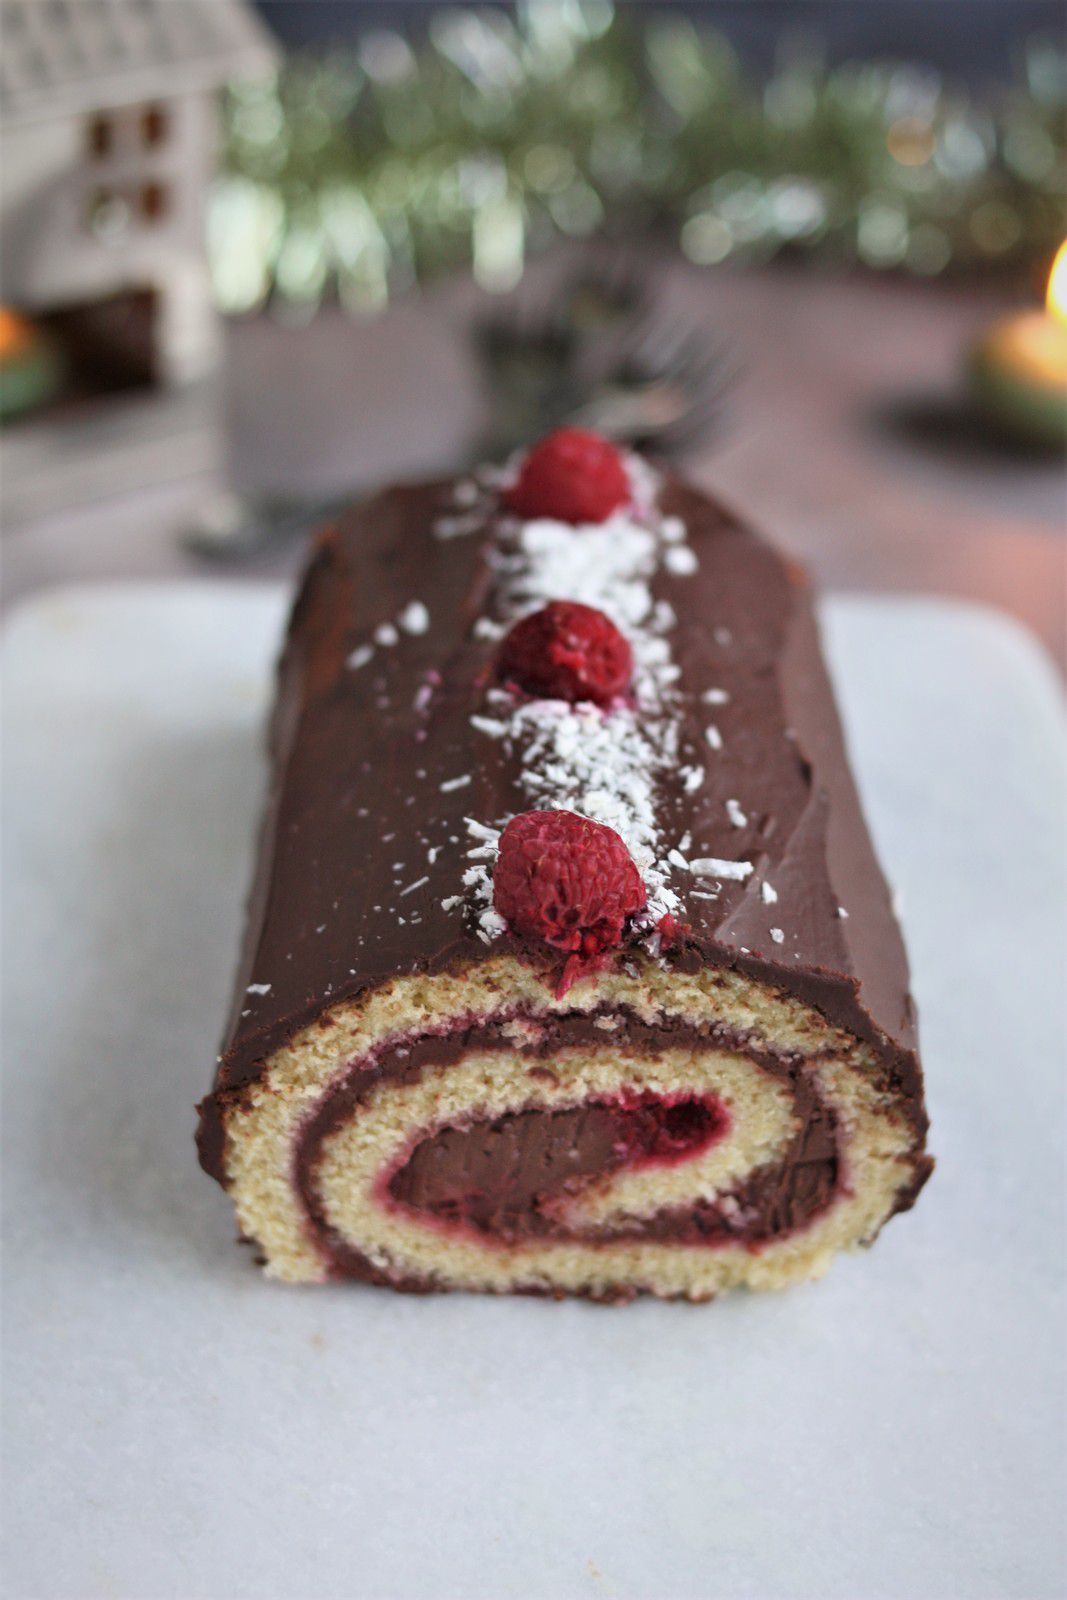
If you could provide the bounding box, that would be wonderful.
[0,0,275,521]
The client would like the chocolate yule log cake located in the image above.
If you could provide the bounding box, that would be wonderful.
[197,428,932,1300]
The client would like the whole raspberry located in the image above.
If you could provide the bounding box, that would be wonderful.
[497,601,632,706]
[493,810,646,993]
[503,428,630,524]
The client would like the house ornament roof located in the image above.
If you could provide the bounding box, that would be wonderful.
[0,0,276,126]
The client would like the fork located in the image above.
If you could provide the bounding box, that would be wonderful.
[184,255,728,563]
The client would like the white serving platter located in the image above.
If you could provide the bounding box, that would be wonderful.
[2,583,1064,1600]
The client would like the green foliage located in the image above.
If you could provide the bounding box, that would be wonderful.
[209,3,1066,315]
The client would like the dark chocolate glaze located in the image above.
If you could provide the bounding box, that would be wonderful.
[295,1010,843,1280]
[197,467,931,1239]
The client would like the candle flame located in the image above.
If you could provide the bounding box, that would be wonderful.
[0,306,31,359]
[1047,240,1067,327]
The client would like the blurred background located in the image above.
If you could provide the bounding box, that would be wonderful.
[1,0,1064,659]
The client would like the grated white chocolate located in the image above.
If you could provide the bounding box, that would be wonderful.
[445,455,751,942]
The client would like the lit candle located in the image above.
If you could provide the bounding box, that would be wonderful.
[969,243,1067,447]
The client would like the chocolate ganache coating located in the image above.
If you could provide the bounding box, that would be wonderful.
[198,470,928,1189]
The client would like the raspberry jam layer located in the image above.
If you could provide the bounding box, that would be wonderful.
[295,1008,843,1278]
[386,1092,729,1240]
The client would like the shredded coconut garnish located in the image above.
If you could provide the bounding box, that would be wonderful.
[399,876,429,897]
[689,857,753,881]
[470,715,509,737]
[455,826,507,940]
[465,818,500,845]
[463,487,713,930]
[440,774,471,792]
[350,603,431,670]
[705,724,723,751]
[246,982,272,995]
[434,512,483,540]
[725,798,747,828]
[770,927,785,944]
[399,601,430,635]
[761,880,779,905]
[703,687,730,705]
[443,452,745,943]
[665,545,698,576]
[476,907,507,942]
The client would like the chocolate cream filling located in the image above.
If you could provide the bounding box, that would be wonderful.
[389,1092,731,1238]
[294,1011,842,1271]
